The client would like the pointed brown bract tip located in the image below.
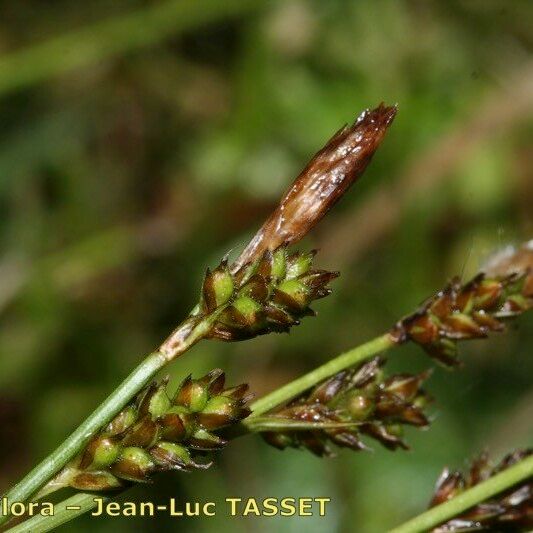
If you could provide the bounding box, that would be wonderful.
[232,104,397,271]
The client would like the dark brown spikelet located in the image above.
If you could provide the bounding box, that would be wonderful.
[233,104,397,271]
[391,241,533,367]
[430,449,533,532]
[260,357,431,457]
[68,370,252,491]
[200,246,338,341]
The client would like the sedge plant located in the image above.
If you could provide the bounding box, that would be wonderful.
[1,104,532,533]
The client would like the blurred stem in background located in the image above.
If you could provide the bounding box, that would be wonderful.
[0,0,269,97]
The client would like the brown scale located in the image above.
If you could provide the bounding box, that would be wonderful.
[232,104,397,271]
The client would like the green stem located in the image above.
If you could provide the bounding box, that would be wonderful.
[0,314,216,526]
[246,333,395,418]
[7,493,111,533]
[244,418,364,431]
[31,464,78,501]
[0,0,267,98]
[388,453,533,533]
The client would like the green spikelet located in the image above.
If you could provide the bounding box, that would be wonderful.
[67,370,252,490]
[199,246,338,341]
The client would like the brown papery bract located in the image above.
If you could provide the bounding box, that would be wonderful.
[232,103,397,271]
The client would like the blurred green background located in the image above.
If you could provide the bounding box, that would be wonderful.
[0,0,532,531]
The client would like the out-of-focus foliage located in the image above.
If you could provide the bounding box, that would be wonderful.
[0,1,531,531]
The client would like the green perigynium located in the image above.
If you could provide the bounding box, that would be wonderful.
[65,370,252,490]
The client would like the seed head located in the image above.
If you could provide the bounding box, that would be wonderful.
[69,369,252,490]
[202,246,339,341]
[261,357,431,456]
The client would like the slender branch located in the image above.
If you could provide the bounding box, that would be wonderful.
[244,419,364,432]
[245,332,395,418]
[388,453,533,533]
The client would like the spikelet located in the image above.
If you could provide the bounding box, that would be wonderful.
[160,104,397,358]
[67,370,252,490]
[391,241,533,366]
[201,246,338,341]
[260,357,431,456]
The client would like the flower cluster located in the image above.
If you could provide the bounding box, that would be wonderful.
[68,370,251,490]
[430,449,532,532]
[392,269,532,367]
[200,246,338,341]
[261,357,431,456]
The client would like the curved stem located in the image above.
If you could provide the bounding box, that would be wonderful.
[246,333,395,417]
[388,453,533,533]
